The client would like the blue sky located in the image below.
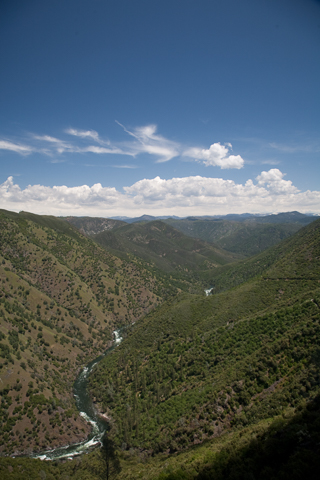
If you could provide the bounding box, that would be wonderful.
[0,0,319,217]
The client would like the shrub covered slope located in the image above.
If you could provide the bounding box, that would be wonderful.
[1,213,319,479]
[87,217,320,477]
[0,209,172,455]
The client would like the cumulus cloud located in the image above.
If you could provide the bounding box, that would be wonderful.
[184,142,244,169]
[0,176,123,215]
[124,175,265,206]
[1,169,319,217]
[256,168,299,194]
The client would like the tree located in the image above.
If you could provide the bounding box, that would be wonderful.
[100,433,121,480]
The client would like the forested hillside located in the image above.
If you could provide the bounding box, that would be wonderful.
[163,217,303,257]
[92,220,239,275]
[65,211,313,259]
[87,217,320,478]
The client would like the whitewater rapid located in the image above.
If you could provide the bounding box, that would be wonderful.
[33,329,122,461]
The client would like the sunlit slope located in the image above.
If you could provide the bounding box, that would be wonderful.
[89,217,320,456]
[0,209,165,455]
[63,215,126,236]
[93,220,239,275]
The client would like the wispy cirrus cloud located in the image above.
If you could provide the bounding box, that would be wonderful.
[269,142,320,153]
[32,134,75,154]
[260,159,280,165]
[0,123,245,169]
[0,140,34,155]
[81,145,126,155]
[32,133,127,156]
[111,164,139,169]
[65,128,103,143]
[115,121,180,163]
[1,169,319,217]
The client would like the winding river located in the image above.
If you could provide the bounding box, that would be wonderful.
[33,330,122,461]
[32,289,210,460]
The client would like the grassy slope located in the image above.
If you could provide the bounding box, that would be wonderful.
[86,218,320,477]
[0,210,168,455]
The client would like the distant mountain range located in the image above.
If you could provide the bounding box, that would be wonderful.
[109,211,317,224]
[65,211,317,259]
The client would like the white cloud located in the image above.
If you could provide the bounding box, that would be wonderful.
[65,128,102,143]
[1,169,319,217]
[32,133,126,156]
[124,175,265,205]
[0,176,123,214]
[82,145,126,155]
[32,134,75,154]
[183,142,244,169]
[0,125,245,169]
[0,140,33,155]
[256,168,299,194]
[33,135,66,144]
[111,164,139,169]
[116,121,180,162]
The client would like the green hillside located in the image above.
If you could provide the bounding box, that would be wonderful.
[0,209,168,456]
[1,213,319,479]
[86,217,320,478]
[65,213,304,259]
[164,217,303,257]
[92,220,239,276]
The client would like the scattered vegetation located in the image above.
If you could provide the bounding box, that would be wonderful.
[0,209,172,455]
[0,210,319,479]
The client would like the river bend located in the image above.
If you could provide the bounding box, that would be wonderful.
[33,330,122,461]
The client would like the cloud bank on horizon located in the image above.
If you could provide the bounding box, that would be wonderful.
[1,169,319,217]
[0,124,319,217]
[0,123,244,169]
